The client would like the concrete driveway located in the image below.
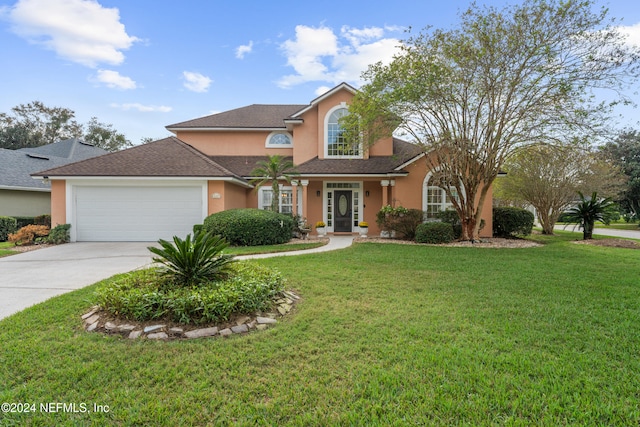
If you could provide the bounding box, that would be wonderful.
[0,242,155,321]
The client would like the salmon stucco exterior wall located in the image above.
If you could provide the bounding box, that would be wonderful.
[50,180,66,227]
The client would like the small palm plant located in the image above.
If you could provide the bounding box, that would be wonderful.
[148,231,236,286]
[564,192,618,240]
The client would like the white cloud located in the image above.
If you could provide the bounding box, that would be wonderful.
[314,86,332,96]
[277,24,401,89]
[6,0,139,67]
[182,71,212,93]
[236,41,253,59]
[110,103,172,113]
[617,22,640,47]
[93,69,136,90]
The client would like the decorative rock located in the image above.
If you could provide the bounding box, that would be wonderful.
[143,325,165,333]
[184,327,218,339]
[118,324,136,331]
[256,316,277,324]
[256,324,268,331]
[86,321,98,332]
[231,324,248,334]
[277,306,287,316]
[147,332,168,340]
[247,320,256,329]
[104,322,117,330]
[283,291,300,300]
[81,308,99,320]
[219,328,233,337]
[169,327,184,334]
[235,316,250,326]
[84,314,100,325]
[128,330,142,339]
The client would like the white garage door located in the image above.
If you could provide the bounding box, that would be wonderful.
[74,186,204,241]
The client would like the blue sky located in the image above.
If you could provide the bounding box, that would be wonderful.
[1,0,639,144]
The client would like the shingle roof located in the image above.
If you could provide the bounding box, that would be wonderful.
[0,139,107,191]
[32,137,246,182]
[209,139,424,177]
[166,104,309,129]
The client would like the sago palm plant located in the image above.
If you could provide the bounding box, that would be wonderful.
[564,192,618,240]
[148,231,236,286]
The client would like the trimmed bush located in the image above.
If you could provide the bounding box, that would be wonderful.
[34,214,52,227]
[203,209,294,246]
[46,224,71,244]
[415,222,455,244]
[493,207,534,238]
[94,262,286,324]
[0,216,18,242]
[376,206,424,239]
[8,225,50,245]
[12,216,35,229]
[436,209,462,239]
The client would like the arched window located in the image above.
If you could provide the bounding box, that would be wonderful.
[266,132,293,148]
[326,107,359,157]
[423,173,459,219]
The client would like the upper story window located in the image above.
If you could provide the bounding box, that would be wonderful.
[325,106,360,158]
[266,132,293,148]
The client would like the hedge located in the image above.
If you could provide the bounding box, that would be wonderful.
[203,209,294,246]
[493,207,534,237]
[0,216,18,241]
[415,221,455,244]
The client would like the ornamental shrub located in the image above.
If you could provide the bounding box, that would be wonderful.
[46,224,71,244]
[376,205,423,239]
[148,231,236,287]
[0,216,18,241]
[492,207,534,238]
[8,224,50,245]
[415,222,455,244]
[34,214,51,227]
[203,209,294,246]
[94,262,286,324]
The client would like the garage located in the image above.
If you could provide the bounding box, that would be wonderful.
[73,185,205,242]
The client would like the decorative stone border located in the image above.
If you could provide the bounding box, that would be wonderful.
[81,291,300,340]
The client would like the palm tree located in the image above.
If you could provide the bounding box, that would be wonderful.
[249,155,298,213]
[564,192,618,240]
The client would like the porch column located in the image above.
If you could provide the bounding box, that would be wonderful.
[389,179,396,206]
[292,180,299,216]
[381,180,390,206]
[301,180,309,219]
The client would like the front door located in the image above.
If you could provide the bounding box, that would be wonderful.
[334,190,352,232]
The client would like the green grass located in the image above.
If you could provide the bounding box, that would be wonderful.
[1,236,640,425]
[0,241,17,257]
[225,241,325,256]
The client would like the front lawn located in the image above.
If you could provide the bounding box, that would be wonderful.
[0,241,17,257]
[1,236,639,425]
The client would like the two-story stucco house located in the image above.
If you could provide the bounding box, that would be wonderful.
[33,83,493,242]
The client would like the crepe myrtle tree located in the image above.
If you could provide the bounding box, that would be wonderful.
[249,155,298,213]
[342,0,640,240]
[495,142,625,235]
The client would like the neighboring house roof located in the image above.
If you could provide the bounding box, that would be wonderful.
[166,104,308,130]
[32,137,250,186]
[0,139,107,192]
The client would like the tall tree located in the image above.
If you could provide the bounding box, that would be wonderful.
[494,143,624,234]
[84,117,133,152]
[343,0,640,240]
[0,101,83,149]
[602,130,640,220]
[249,155,298,213]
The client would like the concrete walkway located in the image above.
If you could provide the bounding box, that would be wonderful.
[0,236,355,321]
